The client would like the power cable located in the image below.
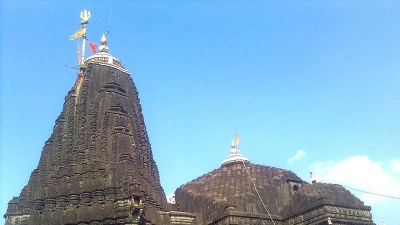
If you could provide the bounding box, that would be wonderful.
[242,160,276,225]
[341,185,400,200]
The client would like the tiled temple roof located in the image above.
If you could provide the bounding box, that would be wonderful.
[287,182,366,213]
[175,161,304,222]
[179,162,302,202]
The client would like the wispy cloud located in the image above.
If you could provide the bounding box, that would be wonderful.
[288,149,306,162]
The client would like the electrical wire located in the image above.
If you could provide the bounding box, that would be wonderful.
[242,160,276,225]
[341,185,400,200]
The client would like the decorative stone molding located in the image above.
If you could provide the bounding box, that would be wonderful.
[283,205,373,225]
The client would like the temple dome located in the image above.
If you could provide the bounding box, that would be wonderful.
[221,139,249,166]
[221,153,249,166]
[84,52,126,72]
[286,182,368,213]
[175,162,303,222]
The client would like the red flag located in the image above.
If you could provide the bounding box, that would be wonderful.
[88,42,98,53]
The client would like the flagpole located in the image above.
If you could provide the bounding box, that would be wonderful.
[81,30,86,63]
[80,10,90,64]
[70,10,91,91]
[69,10,90,66]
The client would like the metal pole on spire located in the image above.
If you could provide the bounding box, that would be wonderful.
[79,10,91,64]
[69,10,91,90]
[235,130,240,153]
[81,34,86,63]
[70,10,90,64]
[105,11,112,38]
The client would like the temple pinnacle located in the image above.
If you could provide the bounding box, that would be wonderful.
[99,34,109,53]
[221,131,249,166]
[70,10,90,63]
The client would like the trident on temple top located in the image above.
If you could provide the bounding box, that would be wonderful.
[70,10,91,64]
[80,10,91,25]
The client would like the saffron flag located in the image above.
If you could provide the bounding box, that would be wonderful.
[235,132,240,145]
[88,42,98,53]
[77,44,81,64]
[70,27,86,40]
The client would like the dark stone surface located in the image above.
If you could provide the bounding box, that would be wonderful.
[175,161,374,225]
[4,62,170,225]
[175,162,303,223]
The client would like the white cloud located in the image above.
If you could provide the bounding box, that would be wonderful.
[288,149,306,162]
[310,156,400,205]
[166,193,175,204]
[390,159,400,174]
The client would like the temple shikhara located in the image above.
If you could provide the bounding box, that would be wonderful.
[4,11,375,225]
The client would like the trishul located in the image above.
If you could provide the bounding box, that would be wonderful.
[80,10,91,25]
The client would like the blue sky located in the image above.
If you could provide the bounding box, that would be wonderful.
[1,1,400,224]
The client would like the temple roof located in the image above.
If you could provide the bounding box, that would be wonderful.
[83,33,127,72]
[177,162,302,204]
[287,182,367,213]
[221,137,249,166]
[221,153,249,166]
[84,52,127,72]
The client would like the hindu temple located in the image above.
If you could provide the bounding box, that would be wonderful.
[4,10,374,225]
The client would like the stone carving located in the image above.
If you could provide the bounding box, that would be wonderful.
[4,62,171,225]
[282,205,373,225]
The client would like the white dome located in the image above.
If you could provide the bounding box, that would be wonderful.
[221,153,249,166]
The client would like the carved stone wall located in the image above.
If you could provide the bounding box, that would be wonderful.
[4,62,170,225]
[282,205,373,225]
[210,211,282,225]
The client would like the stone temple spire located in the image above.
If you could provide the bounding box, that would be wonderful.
[4,11,169,225]
[84,33,123,70]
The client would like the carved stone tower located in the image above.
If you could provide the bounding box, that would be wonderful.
[4,45,170,225]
